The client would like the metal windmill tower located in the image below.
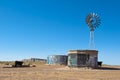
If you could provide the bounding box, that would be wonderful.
[86,13,101,49]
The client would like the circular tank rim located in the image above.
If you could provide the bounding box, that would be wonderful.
[47,55,68,57]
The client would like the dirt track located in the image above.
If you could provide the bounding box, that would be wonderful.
[0,64,120,80]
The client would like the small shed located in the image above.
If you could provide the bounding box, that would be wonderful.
[47,55,68,65]
[68,50,98,68]
[23,58,46,62]
[14,61,23,67]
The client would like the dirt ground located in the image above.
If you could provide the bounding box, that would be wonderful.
[0,63,120,80]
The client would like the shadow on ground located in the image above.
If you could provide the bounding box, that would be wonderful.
[97,67,120,70]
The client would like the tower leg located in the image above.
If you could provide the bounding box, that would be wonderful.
[89,31,95,49]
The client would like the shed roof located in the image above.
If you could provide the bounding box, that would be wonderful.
[68,50,98,54]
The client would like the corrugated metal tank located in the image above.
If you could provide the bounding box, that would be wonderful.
[47,55,68,65]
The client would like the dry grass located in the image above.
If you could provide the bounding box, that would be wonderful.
[0,62,120,80]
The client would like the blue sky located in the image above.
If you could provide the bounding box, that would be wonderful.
[0,0,120,65]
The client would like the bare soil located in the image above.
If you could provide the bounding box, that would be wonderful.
[0,63,120,80]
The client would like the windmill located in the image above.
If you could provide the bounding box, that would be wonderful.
[86,13,101,49]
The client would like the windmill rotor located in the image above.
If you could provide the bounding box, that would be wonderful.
[86,13,101,31]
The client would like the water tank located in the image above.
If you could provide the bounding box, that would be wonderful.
[47,55,68,65]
